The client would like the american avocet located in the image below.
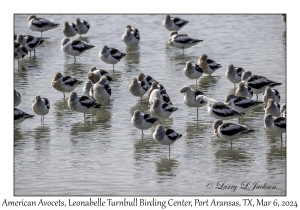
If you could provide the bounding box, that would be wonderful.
[122,25,140,47]
[61,38,95,62]
[264,114,286,141]
[262,87,280,106]
[14,108,34,123]
[129,78,148,101]
[131,110,159,137]
[241,71,282,100]
[264,99,281,117]
[213,119,255,148]
[87,66,113,84]
[74,18,90,37]
[150,99,178,122]
[198,54,222,75]
[235,82,253,99]
[137,73,156,90]
[196,95,244,121]
[163,15,189,31]
[183,61,203,87]
[62,21,77,37]
[149,89,172,106]
[153,124,182,158]
[68,92,101,120]
[168,31,203,54]
[51,72,83,99]
[16,34,44,57]
[27,15,59,37]
[89,76,111,103]
[82,80,93,97]
[14,89,21,107]
[225,64,245,88]
[224,93,263,115]
[147,81,166,97]
[180,85,205,120]
[32,95,50,124]
[14,43,28,68]
[99,45,126,71]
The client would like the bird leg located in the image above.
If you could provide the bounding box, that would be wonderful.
[169,146,170,159]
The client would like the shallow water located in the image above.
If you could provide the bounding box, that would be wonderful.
[14,14,286,195]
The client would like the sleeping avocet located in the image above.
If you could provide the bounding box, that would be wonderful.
[262,87,280,106]
[61,38,95,62]
[16,34,44,57]
[198,54,222,75]
[89,76,111,103]
[122,25,140,47]
[14,108,34,123]
[150,99,178,122]
[224,93,263,114]
[264,114,286,141]
[99,45,126,71]
[168,31,203,54]
[74,18,90,37]
[87,66,113,84]
[129,78,148,101]
[264,99,281,117]
[235,82,253,99]
[163,15,189,31]
[62,21,77,37]
[225,64,245,88]
[131,110,159,137]
[183,61,203,87]
[32,95,50,124]
[27,15,59,37]
[149,89,172,106]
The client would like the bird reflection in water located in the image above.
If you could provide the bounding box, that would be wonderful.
[197,75,220,92]
[155,158,179,182]
[215,148,249,163]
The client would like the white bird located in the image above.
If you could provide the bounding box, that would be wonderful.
[163,15,189,31]
[168,31,203,54]
[180,85,206,120]
[262,87,280,106]
[235,82,253,99]
[99,45,126,71]
[149,89,172,106]
[213,119,255,148]
[153,124,182,158]
[150,99,178,122]
[68,92,101,120]
[264,99,281,117]
[16,34,44,57]
[131,110,159,136]
[183,61,203,87]
[62,21,77,37]
[198,54,222,75]
[87,66,113,84]
[27,15,59,37]
[129,78,148,101]
[82,80,93,97]
[196,95,244,121]
[241,71,282,100]
[89,76,111,103]
[61,38,95,62]
[264,114,286,141]
[14,108,34,123]
[32,95,50,124]
[224,93,263,114]
[122,25,140,47]
[74,18,90,36]
[51,72,83,99]
[14,89,21,107]
[225,64,245,88]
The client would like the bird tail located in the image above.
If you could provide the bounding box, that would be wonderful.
[193,39,204,44]
[177,134,183,139]
[38,39,44,46]
[269,82,282,87]
[87,45,95,49]
[25,114,35,119]
[93,103,101,108]
[78,80,83,85]
[173,107,178,112]
[107,76,113,82]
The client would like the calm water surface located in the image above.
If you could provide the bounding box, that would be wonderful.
[14,14,286,195]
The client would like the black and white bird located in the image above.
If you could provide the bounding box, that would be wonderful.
[262,87,280,106]
[131,110,159,136]
[14,42,28,68]
[82,80,93,97]
[241,71,282,100]
[27,15,59,37]
[147,81,166,97]
[16,34,44,57]
[213,119,255,148]
[62,21,77,37]
[168,31,203,54]
[150,99,178,122]
[183,61,203,87]
[14,89,21,107]
[224,93,263,115]
[264,99,281,117]
[122,25,140,47]
[68,92,101,120]
[235,82,253,99]
[32,95,50,124]
[14,108,34,123]
[196,95,244,121]
[87,66,113,84]
[280,103,286,117]
[74,18,90,37]
[99,45,126,71]
[61,38,95,62]
[163,15,189,31]
[137,73,156,90]
[129,78,148,101]
[225,64,245,88]
[180,85,206,120]
[264,114,286,141]
[198,54,222,75]
[153,124,182,158]
[51,72,83,99]
[89,76,111,103]
[149,89,172,106]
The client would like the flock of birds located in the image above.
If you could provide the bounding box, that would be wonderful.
[14,14,286,158]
